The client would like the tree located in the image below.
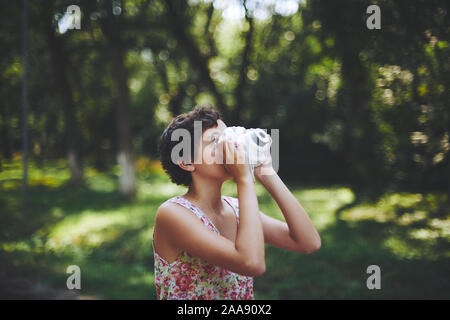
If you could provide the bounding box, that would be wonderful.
[99,0,136,199]
[44,1,84,184]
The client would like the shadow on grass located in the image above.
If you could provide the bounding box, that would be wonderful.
[0,217,157,299]
[0,178,138,242]
[255,201,450,299]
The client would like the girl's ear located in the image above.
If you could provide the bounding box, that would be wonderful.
[177,160,195,172]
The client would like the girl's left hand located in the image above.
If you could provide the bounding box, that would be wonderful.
[254,136,275,180]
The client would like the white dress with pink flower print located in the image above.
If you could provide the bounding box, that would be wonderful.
[153,195,254,300]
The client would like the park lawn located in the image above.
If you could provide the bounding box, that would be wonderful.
[0,159,449,299]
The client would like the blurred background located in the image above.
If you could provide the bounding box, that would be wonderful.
[0,0,449,299]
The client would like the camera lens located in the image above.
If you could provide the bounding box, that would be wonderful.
[253,129,269,146]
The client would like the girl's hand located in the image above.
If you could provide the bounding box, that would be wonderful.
[221,136,252,183]
[254,136,275,180]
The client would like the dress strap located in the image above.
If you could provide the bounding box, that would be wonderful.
[222,196,240,220]
[167,196,203,219]
[167,196,220,234]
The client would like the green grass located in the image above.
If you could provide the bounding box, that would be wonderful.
[0,158,449,299]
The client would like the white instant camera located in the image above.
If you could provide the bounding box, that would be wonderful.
[216,126,271,180]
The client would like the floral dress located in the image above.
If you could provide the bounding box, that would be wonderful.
[153,195,254,300]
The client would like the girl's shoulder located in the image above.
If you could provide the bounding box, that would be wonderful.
[159,196,198,214]
[165,195,189,206]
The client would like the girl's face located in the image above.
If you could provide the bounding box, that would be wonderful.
[192,119,233,182]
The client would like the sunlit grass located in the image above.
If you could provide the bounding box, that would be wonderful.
[290,187,355,230]
[46,210,129,251]
[339,191,450,260]
[341,193,425,223]
[0,159,70,189]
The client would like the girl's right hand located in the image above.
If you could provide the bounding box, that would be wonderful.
[221,136,252,183]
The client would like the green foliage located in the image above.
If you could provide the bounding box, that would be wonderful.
[1,0,449,197]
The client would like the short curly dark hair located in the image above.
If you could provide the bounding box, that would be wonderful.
[158,105,221,187]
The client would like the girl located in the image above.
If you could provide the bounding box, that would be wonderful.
[153,105,321,300]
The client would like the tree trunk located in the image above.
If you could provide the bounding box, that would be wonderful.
[45,9,83,184]
[111,45,136,199]
[233,0,254,125]
[100,0,136,199]
[340,51,383,200]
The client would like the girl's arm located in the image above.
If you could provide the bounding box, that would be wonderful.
[223,136,265,272]
[254,163,321,254]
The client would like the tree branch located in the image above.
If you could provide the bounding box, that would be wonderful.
[204,2,218,58]
[233,0,254,124]
[164,0,229,118]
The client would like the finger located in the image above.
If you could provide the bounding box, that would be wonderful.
[222,138,232,163]
[216,139,225,164]
[225,139,235,164]
[235,142,246,164]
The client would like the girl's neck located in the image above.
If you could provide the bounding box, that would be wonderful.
[183,178,225,216]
